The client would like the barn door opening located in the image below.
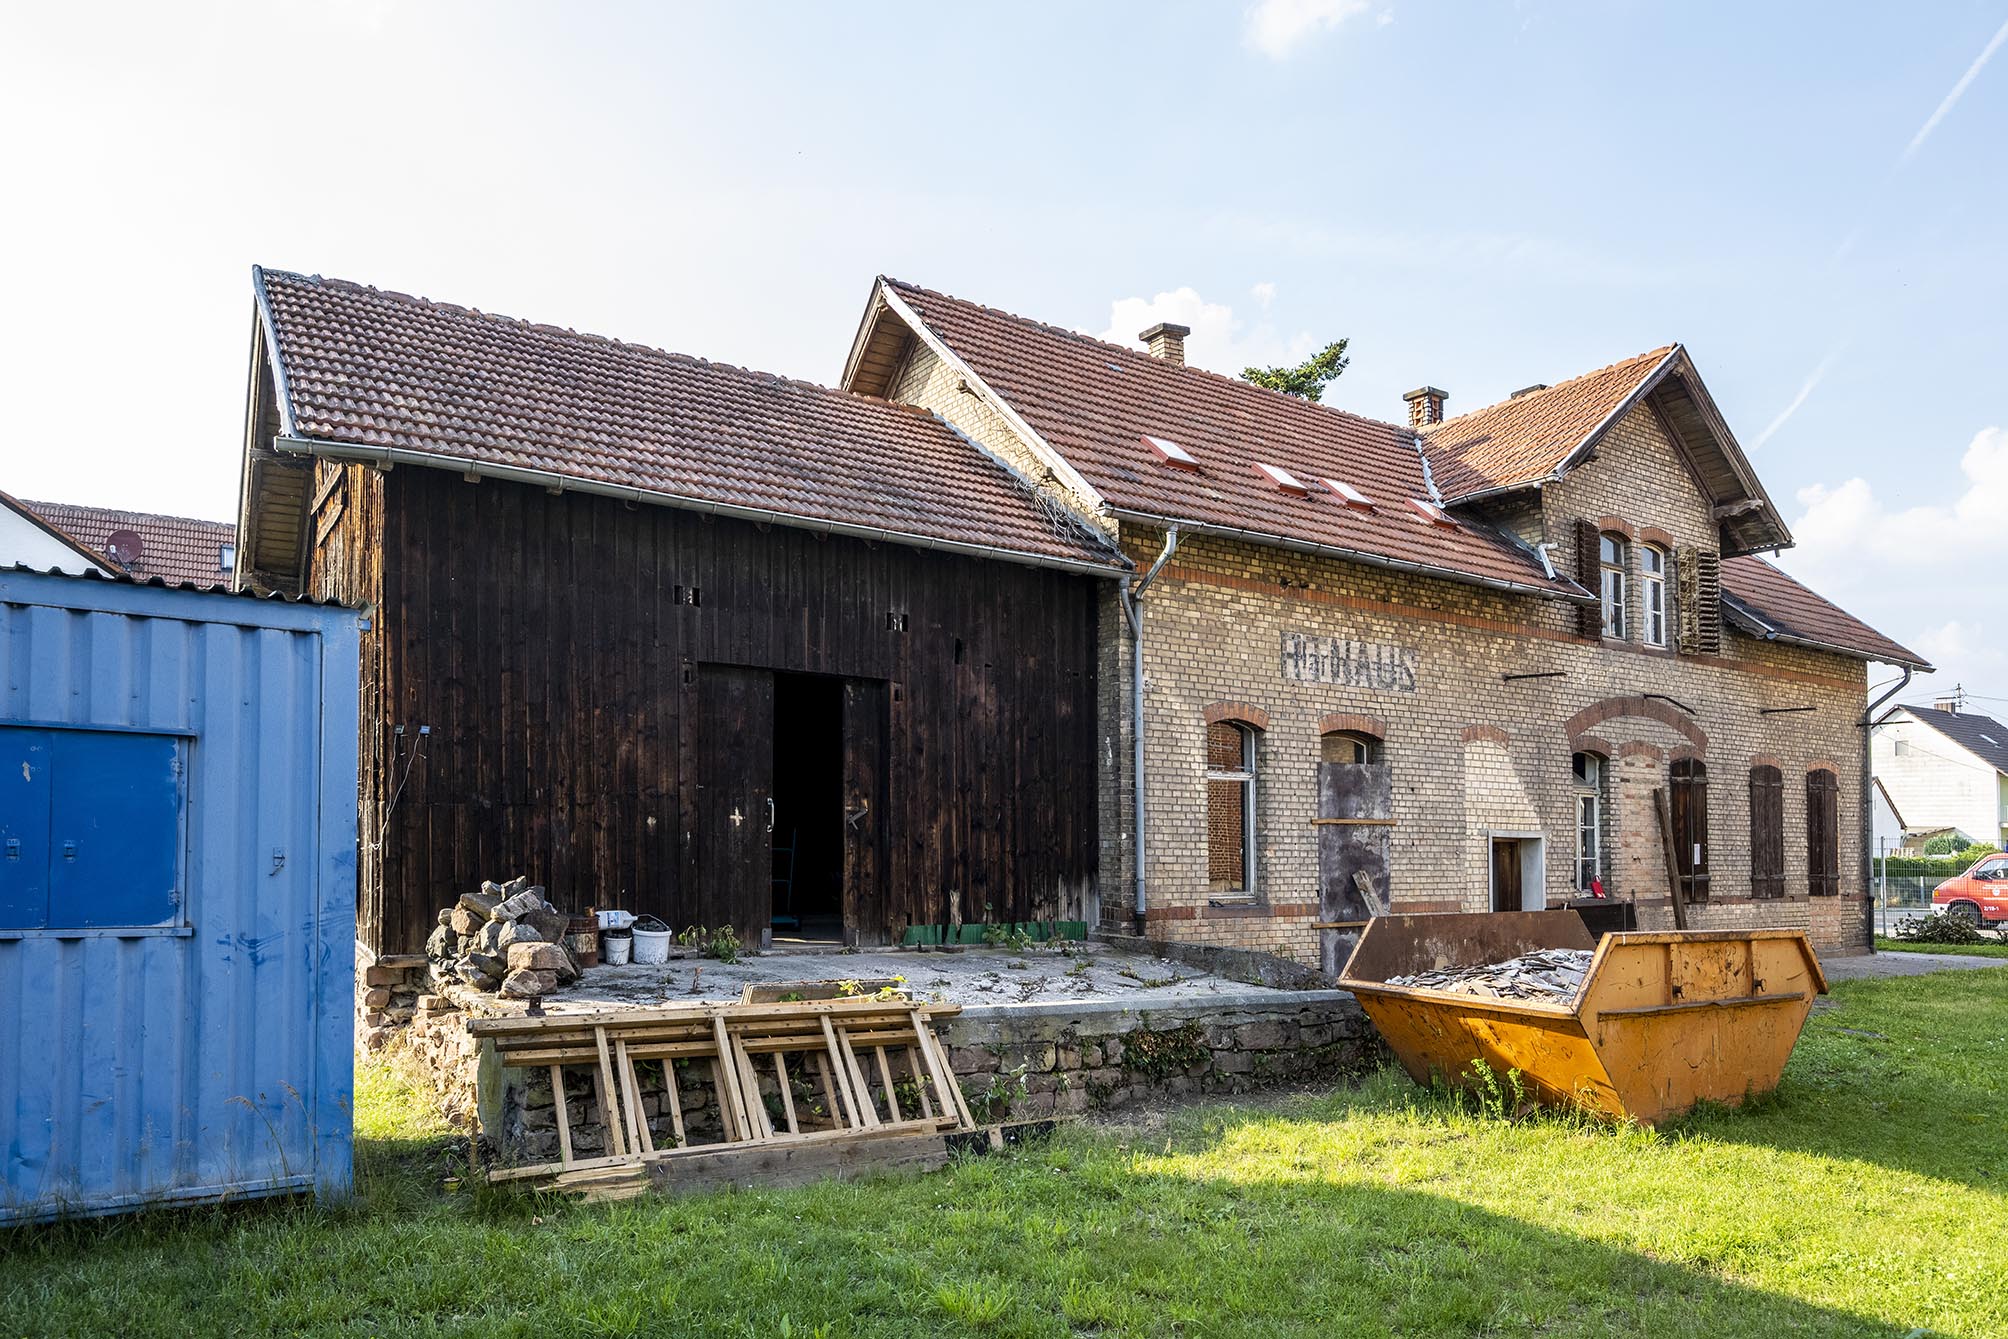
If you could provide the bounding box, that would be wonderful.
[840,680,888,947]
[1317,734,1391,976]
[690,664,775,945]
[771,673,845,944]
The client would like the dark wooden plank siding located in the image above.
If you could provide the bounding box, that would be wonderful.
[347,469,1101,953]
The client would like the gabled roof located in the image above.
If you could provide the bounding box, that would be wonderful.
[1720,556,1930,670]
[1898,705,2008,777]
[0,490,115,576]
[246,268,1126,581]
[846,278,1589,604]
[1422,345,1792,556]
[1872,776,1906,828]
[18,497,231,586]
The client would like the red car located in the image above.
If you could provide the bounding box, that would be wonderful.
[1932,853,2008,926]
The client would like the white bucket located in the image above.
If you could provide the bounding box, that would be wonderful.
[601,930,632,966]
[631,916,672,965]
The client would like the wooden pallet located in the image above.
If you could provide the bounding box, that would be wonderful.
[469,997,977,1192]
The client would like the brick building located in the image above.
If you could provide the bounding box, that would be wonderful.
[843,279,1926,959]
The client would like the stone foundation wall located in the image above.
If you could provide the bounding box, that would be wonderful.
[382,989,1378,1163]
[355,944,428,1051]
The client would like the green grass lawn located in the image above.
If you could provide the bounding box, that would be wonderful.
[1874,935,2008,958]
[4,968,2005,1338]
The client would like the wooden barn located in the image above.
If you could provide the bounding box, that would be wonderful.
[235,268,1126,954]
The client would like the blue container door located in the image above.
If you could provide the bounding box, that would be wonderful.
[0,728,52,928]
[48,730,181,928]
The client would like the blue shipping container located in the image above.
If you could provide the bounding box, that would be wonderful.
[0,569,360,1223]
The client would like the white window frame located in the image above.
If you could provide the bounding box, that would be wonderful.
[1599,533,1628,639]
[1640,544,1669,648]
[1206,724,1258,897]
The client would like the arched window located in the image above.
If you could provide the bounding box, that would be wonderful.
[1807,768,1840,896]
[1206,721,1257,895]
[1320,731,1382,765]
[1599,532,1628,639]
[1640,544,1670,648]
[1749,764,1785,899]
[1572,751,1608,894]
[1670,757,1709,902]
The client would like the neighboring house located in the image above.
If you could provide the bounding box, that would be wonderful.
[0,489,112,576]
[1870,777,1906,860]
[1873,701,2008,851]
[843,278,1926,959]
[21,498,236,587]
[237,268,1125,954]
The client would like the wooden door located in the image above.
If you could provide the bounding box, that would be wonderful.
[840,679,888,946]
[1491,839,1522,912]
[1317,761,1391,974]
[688,664,775,941]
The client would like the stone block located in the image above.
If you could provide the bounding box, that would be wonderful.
[449,906,483,937]
[1082,1043,1105,1068]
[948,1047,998,1075]
[523,907,571,945]
[500,968,559,999]
[1053,1087,1091,1115]
[362,986,392,1009]
[507,941,571,973]
[459,890,502,922]
[362,964,403,988]
[476,920,506,954]
[1237,1020,1292,1050]
[425,924,452,960]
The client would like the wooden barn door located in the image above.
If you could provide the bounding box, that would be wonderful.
[687,664,775,942]
[1317,760,1392,975]
[840,680,888,946]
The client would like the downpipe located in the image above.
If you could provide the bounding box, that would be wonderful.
[1122,528,1180,933]
[1860,666,1913,953]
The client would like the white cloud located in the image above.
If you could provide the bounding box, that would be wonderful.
[1781,426,2008,688]
[1250,280,1277,308]
[1903,17,2008,162]
[1098,286,1318,378]
[1243,0,1373,60]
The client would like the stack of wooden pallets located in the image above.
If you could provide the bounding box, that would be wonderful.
[467,996,980,1199]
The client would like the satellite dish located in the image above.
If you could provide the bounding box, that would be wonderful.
[105,529,144,569]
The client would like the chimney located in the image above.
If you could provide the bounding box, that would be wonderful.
[1403,386,1448,429]
[1140,322,1190,366]
[1935,685,1966,714]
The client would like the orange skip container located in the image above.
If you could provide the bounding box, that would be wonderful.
[1339,911,1827,1126]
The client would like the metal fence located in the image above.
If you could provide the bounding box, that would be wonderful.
[1871,872,2000,937]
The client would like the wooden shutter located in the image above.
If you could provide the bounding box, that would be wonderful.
[1670,758,1710,903]
[1807,769,1840,896]
[1676,547,1722,655]
[1575,519,1603,640]
[1749,765,1785,899]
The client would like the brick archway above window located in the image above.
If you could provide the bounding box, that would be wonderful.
[1562,696,1709,753]
[1668,744,1705,764]
[1571,734,1614,759]
[1805,758,1841,775]
[1318,711,1386,741]
[1204,701,1270,731]
[1639,526,1678,549]
[1595,515,1636,539]
[1749,752,1783,770]
[1460,724,1510,746]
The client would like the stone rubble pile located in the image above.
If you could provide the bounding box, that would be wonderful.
[1388,948,1593,1003]
[424,875,581,1001]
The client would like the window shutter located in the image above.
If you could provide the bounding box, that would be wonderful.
[1670,759,1710,903]
[1807,769,1840,896]
[1693,549,1722,655]
[1749,765,1784,899]
[1575,519,1602,640]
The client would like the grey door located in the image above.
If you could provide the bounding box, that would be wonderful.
[1318,761,1391,974]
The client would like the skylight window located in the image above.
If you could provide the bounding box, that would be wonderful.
[1324,479,1374,510]
[1143,435,1201,471]
[1255,462,1311,495]
[1410,499,1457,528]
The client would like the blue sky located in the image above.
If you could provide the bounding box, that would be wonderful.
[3,1,2004,699]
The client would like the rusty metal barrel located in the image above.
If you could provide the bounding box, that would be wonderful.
[1339,911,1827,1125]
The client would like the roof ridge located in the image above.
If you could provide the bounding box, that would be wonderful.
[22,499,234,528]
[883,276,1419,439]
[262,266,932,420]
[1427,344,1678,432]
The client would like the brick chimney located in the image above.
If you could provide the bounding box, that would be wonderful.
[1403,386,1448,429]
[1141,322,1190,366]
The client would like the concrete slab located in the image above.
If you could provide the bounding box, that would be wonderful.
[1820,950,2008,981]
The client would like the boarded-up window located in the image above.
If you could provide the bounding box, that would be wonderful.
[1807,768,1840,896]
[1670,758,1710,903]
[1206,722,1255,893]
[1749,765,1785,899]
[1320,731,1381,764]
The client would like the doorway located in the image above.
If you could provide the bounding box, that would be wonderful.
[771,673,844,942]
[1488,833,1546,912]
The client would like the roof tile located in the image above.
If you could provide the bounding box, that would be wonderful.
[21,499,235,587]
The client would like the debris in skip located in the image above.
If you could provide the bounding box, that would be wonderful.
[426,876,581,1001]
[1387,948,1594,1003]
[467,991,1046,1200]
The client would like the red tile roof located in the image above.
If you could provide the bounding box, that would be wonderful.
[878,280,1586,602]
[21,499,235,587]
[253,268,1124,574]
[1721,556,1929,669]
[1421,347,1675,501]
